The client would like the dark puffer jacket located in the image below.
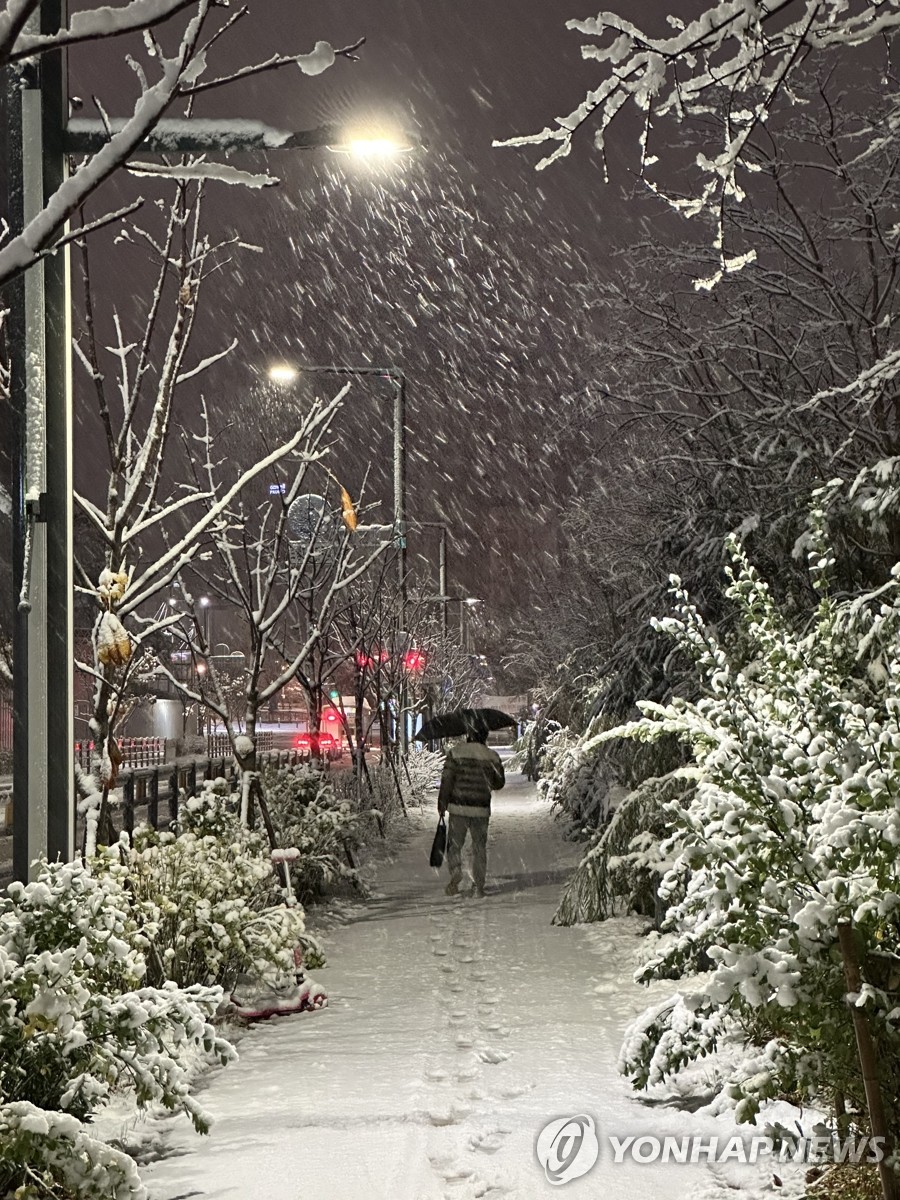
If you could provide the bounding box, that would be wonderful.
[438,741,505,818]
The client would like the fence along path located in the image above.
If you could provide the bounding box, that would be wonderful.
[1,735,304,886]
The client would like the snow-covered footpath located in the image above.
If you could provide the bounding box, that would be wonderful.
[135,769,798,1200]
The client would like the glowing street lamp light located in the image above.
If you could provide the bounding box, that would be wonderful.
[331,134,416,158]
[268,364,300,385]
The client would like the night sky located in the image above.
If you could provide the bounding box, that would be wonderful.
[69,1,667,634]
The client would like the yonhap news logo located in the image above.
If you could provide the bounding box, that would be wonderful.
[535,1115,600,1185]
[535,1115,885,1185]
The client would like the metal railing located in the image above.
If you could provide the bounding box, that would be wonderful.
[85,745,310,843]
[74,736,166,773]
[206,730,275,758]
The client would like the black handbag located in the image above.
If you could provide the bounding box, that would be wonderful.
[429,815,447,868]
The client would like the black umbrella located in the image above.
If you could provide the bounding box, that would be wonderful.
[415,706,517,742]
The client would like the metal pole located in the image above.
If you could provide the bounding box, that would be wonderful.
[438,526,448,643]
[43,0,74,865]
[7,1,74,879]
[392,371,408,754]
[6,52,30,882]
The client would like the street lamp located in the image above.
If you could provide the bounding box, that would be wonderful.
[268,362,408,622]
[64,119,421,157]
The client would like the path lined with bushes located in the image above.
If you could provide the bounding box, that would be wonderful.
[138,770,771,1200]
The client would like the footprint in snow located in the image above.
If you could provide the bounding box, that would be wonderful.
[469,969,488,981]
[455,1066,479,1082]
[427,1103,472,1126]
[429,1154,475,1181]
[468,1127,512,1155]
[443,1172,513,1199]
[497,1081,535,1099]
[432,947,449,957]
[440,963,457,974]
[476,1046,510,1065]
[424,1067,449,1082]
[456,1034,476,1049]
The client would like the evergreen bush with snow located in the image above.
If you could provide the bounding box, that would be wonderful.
[536,722,618,837]
[0,859,234,1198]
[401,748,445,808]
[603,530,900,1140]
[553,773,691,927]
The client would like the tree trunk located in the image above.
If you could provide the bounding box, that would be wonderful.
[837,920,899,1200]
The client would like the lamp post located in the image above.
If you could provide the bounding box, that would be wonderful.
[6,13,419,880]
[462,597,482,652]
[417,522,450,642]
[269,363,409,750]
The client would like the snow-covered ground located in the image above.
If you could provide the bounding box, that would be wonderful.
[137,770,802,1199]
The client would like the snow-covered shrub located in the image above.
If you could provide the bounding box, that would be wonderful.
[330,756,410,836]
[264,766,371,902]
[0,859,234,1198]
[0,1102,145,1200]
[115,779,311,991]
[553,772,692,926]
[511,718,559,781]
[604,532,900,1133]
[402,748,445,808]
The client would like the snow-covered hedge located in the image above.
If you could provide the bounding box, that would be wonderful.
[401,748,445,808]
[0,859,234,1198]
[1,1102,145,1200]
[116,779,313,990]
[604,531,900,1131]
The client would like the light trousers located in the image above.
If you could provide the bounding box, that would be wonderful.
[447,813,489,890]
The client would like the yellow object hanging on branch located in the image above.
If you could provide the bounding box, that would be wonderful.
[96,611,132,667]
[340,485,358,533]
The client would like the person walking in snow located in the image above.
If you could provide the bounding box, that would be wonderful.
[437,723,505,897]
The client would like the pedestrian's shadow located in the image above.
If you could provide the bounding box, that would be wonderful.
[486,867,573,896]
[346,865,573,924]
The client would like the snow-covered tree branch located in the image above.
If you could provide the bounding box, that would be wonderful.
[497,1,900,278]
[0,0,360,286]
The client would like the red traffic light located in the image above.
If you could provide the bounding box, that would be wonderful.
[402,649,427,673]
